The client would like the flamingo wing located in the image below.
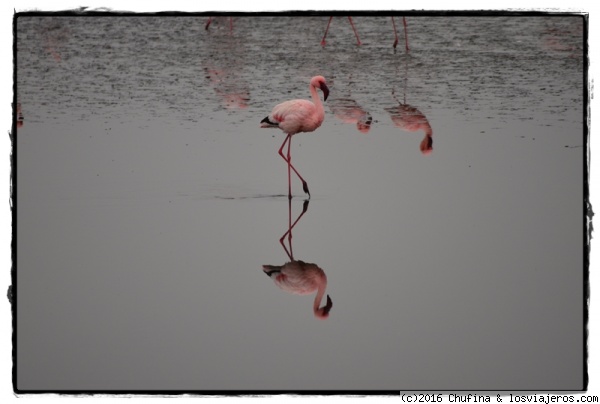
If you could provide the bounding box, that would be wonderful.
[261,99,318,134]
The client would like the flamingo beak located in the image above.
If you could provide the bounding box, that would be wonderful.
[323,295,333,315]
[320,82,330,101]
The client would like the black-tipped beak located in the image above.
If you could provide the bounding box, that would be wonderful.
[324,295,333,314]
[320,82,330,102]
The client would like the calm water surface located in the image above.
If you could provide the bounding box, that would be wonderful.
[16,15,585,391]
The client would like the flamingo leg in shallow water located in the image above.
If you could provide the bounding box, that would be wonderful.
[278,134,310,198]
[321,17,333,46]
[347,17,362,45]
[403,17,409,52]
[392,17,409,51]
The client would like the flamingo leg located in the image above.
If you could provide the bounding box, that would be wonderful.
[321,16,333,46]
[278,135,310,198]
[287,133,292,199]
[205,17,212,30]
[403,17,409,52]
[229,17,233,33]
[347,17,361,46]
[392,17,399,49]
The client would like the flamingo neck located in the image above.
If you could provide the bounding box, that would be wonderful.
[424,123,433,137]
[309,84,325,120]
[312,276,328,315]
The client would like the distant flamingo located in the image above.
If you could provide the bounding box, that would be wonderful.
[321,16,409,51]
[205,17,233,33]
[263,199,332,320]
[260,75,330,199]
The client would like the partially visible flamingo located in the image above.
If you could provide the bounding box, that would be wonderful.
[321,16,409,51]
[260,76,330,199]
[263,199,332,320]
[15,103,24,129]
[263,261,332,320]
[205,17,233,33]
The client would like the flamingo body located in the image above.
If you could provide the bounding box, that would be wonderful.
[260,76,330,198]
[263,260,332,319]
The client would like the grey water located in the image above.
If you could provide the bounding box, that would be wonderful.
[15,15,585,391]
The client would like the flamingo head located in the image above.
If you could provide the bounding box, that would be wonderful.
[420,135,433,156]
[314,295,333,320]
[310,75,329,102]
[356,113,372,134]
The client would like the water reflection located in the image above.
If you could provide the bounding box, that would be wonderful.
[205,17,234,33]
[15,103,24,128]
[387,61,433,155]
[40,19,70,62]
[262,200,333,320]
[328,78,372,134]
[204,65,250,110]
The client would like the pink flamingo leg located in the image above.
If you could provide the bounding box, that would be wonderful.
[347,17,362,46]
[205,17,212,30]
[229,17,233,33]
[278,135,310,198]
[287,133,292,199]
[321,16,333,46]
[392,17,399,48]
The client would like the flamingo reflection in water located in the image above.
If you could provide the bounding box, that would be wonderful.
[204,65,250,110]
[386,59,433,155]
[15,103,24,129]
[205,17,234,33]
[321,16,409,51]
[263,200,332,320]
[328,78,372,134]
[386,96,433,155]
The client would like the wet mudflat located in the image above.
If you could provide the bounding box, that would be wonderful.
[15,15,584,391]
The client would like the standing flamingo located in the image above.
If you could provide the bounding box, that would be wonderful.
[263,261,332,320]
[321,16,409,51]
[260,75,330,199]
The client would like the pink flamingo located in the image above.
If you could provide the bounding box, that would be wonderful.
[321,16,409,51]
[263,199,332,320]
[260,75,330,199]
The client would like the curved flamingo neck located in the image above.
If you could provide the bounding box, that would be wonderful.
[312,276,328,315]
[309,84,325,120]
[423,122,433,137]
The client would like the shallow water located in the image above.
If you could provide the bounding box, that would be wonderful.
[16,15,585,391]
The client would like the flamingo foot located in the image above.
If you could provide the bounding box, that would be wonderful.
[393,39,398,48]
[320,40,327,47]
